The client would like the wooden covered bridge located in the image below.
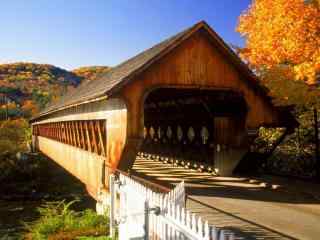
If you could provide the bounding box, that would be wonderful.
[31,21,295,201]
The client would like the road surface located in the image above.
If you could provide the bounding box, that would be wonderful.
[132,156,320,240]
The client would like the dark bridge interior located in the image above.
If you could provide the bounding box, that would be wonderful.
[142,88,248,169]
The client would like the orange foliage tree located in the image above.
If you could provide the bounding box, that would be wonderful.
[237,0,320,84]
[21,100,39,117]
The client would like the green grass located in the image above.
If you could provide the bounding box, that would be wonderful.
[24,200,110,240]
[76,236,112,240]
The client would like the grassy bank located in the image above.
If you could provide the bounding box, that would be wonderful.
[24,200,111,240]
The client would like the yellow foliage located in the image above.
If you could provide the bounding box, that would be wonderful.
[0,119,29,143]
[7,101,17,110]
[237,0,320,84]
[72,66,110,84]
[21,100,39,116]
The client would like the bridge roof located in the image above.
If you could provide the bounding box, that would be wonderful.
[33,21,277,120]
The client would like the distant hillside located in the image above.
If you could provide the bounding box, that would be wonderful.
[0,63,109,118]
[72,66,110,84]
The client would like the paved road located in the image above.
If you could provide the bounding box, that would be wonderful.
[132,156,320,240]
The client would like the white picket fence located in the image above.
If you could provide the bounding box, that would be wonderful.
[110,173,235,240]
[166,180,185,208]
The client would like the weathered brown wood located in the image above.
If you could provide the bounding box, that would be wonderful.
[69,122,72,145]
[84,121,92,152]
[101,121,107,156]
[68,122,72,145]
[75,121,80,148]
[62,123,66,143]
[79,121,85,150]
[55,123,59,141]
[36,120,108,157]
[31,23,297,196]
[71,121,76,146]
[64,122,68,144]
[69,122,73,145]
[89,121,98,154]
[53,123,56,139]
[66,123,69,144]
[74,122,79,147]
[121,30,279,141]
[61,123,65,143]
[69,122,74,146]
[58,123,61,142]
[96,121,106,156]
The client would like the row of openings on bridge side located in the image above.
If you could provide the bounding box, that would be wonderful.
[33,120,107,156]
[144,125,211,145]
[142,124,214,166]
[142,88,248,167]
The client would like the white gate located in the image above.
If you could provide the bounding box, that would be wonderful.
[110,173,234,240]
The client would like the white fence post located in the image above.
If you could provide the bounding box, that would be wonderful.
[221,230,226,240]
[116,173,236,240]
[109,174,115,238]
[144,200,149,240]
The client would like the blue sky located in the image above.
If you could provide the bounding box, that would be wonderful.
[0,0,251,70]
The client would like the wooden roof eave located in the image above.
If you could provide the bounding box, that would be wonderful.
[30,94,108,123]
[31,21,289,124]
[106,22,274,106]
[106,23,206,97]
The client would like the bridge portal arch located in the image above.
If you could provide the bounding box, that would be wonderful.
[139,87,248,175]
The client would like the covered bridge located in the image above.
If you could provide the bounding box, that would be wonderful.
[30,21,295,200]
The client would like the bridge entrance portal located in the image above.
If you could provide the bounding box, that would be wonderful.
[141,88,248,176]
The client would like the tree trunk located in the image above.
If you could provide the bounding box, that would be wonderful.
[313,108,320,181]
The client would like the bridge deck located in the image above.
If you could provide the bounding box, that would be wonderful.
[132,155,320,240]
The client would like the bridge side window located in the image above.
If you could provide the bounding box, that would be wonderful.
[34,120,107,156]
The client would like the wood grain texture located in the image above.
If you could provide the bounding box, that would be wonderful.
[121,31,280,140]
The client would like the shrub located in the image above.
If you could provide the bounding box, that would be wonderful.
[76,236,112,240]
[25,200,109,240]
[0,118,30,155]
[0,118,33,182]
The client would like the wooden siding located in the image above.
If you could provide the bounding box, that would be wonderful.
[30,26,289,190]
[32,98,127,195]
[34,120,107,156]
[121,30,279,140]
[35,136,105,199]
[214,116,246,146]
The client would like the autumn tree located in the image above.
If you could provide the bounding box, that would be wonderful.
[21,100,39,118]
[237,1,320,178]
[0,119,30,155]
[237,0,320,84]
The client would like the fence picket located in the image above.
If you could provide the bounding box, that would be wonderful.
[198,217,203,238]
[181,207,186,226]
[210,226,218,240]
[115,173,235,240]
[204,221,210,240]
[219,230,226,240]
[192,213,197,232]
[186,210,191,230]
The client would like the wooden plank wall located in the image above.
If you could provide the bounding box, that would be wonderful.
[121,30,280,140]
[34,120,107,157]
[32,98,128,195]
[35,135,105,199]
